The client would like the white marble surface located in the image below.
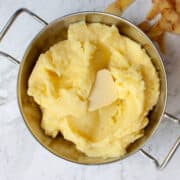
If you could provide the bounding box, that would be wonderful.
[0,0,179,179]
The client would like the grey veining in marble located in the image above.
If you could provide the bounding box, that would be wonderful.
[0,0,179,180]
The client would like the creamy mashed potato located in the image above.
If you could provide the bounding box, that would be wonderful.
[28,22,159,158]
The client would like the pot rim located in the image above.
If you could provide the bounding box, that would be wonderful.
[17,11,167,165]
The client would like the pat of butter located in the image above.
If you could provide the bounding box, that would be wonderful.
[88,69,118,111]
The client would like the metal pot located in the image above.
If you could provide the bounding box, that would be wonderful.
[0,8,179,169]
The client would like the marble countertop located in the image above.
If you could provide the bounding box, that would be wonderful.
[0,0,179,179]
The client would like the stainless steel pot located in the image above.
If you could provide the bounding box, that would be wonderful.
[0,8,179,169]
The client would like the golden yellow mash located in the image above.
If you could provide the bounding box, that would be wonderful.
[28,22,159,158]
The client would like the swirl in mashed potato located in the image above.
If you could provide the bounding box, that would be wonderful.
[28,22,159,158]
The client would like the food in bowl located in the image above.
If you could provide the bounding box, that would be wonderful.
[27,21,160,158]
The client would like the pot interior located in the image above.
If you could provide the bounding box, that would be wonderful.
[18,12,167,164]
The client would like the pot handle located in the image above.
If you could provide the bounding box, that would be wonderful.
[0,8,48,64]
[140,113,180,170]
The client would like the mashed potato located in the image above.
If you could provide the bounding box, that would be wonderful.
[28,22,159,158]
